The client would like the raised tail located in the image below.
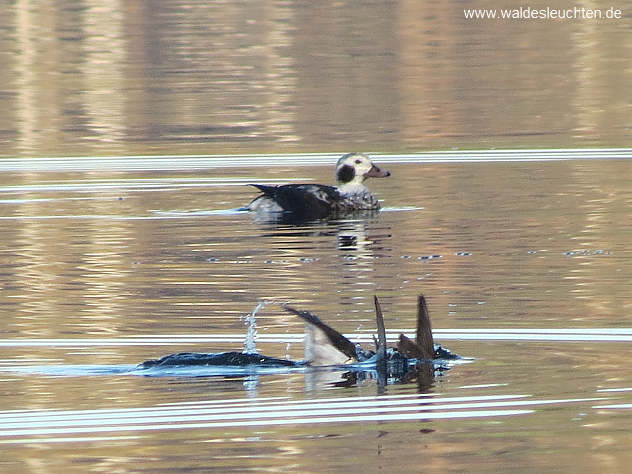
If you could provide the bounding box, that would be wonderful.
[282,304,359,363]
[416,294,435,359]
[373,296,387,360]
[249,183,278,197]
[396,294,435,360]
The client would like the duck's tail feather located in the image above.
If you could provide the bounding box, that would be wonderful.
[282,305,358,362]
[396,294,435,360]
[416,294,435,359]
[373,296,387,360]
[249,183,278,196]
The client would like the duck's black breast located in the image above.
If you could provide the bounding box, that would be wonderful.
[250,184,341,219]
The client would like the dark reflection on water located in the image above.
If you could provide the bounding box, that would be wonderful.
[0,1,630,157]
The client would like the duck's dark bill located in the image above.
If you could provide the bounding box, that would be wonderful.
[365,164,390,178]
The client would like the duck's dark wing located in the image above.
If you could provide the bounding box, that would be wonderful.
[282,304,358,362]
[373,296,387,360]
[415,295,435,359]
[250,184,340,219]
[396,294,435,360]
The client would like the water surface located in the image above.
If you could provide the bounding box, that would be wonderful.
[0,152,631,472]
[1,1,630,156]
[1,0,631,470]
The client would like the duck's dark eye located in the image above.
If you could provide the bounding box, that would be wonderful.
[355,159,362,164]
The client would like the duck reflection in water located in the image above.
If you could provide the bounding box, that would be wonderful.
[137,295,459,390]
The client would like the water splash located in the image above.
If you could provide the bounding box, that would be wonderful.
[242,301,265,354]
[242,300,294,355]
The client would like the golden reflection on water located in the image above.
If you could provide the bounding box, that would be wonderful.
[1,158,630,339]
[78,1,128,146]
[1,1,630,157]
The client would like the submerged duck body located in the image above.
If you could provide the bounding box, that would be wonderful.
[247,153,390,220]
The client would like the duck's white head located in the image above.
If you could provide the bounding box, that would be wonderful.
[334,153,390,191]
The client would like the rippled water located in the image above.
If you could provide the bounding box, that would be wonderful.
[0,152,631,472]
[2,0,632,470]
[1,1,631,157]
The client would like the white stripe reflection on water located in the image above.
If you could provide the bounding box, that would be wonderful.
[596,387,632,393]
[0,177,297,194]
[0,211,247,221]
[0,392,610,441]
[0,206,417,222]
[593,404,632,409]
[0,328,630,348]
[0,148,631,172]
[0,436,142,445]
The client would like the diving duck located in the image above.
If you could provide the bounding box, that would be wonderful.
[137,295,457,377]
[246,152,390,220]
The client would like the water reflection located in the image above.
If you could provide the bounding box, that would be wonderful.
[1,155,632,470]
[0,392,618,442]
[2,1,630,156]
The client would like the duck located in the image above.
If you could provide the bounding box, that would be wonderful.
[246,152,391,220]
[137,295,457,374]
[281,295,453,367]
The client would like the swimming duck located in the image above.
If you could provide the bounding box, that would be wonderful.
[246,152,391,220]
